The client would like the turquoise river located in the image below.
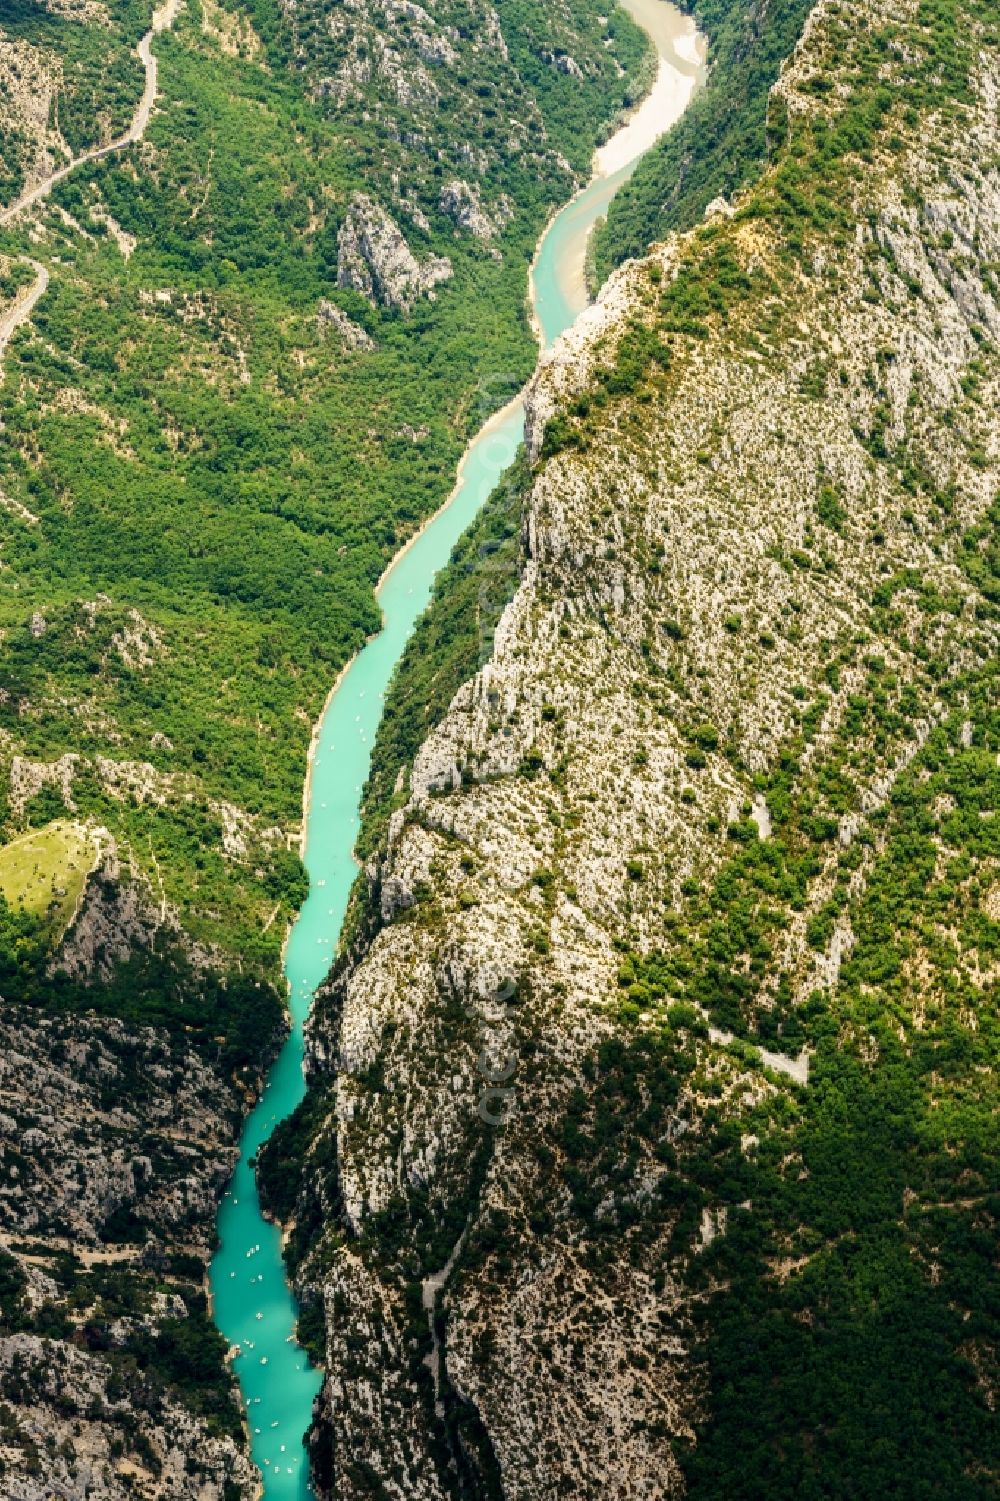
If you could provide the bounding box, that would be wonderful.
[208,3,704,1494]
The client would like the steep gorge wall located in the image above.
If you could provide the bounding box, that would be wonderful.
[277,0,1000,1495]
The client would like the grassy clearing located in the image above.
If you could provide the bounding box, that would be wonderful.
[0,820,97,935]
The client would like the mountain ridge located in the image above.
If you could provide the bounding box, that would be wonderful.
[270,0,1000,1493]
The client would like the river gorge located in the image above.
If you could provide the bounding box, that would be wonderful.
[0,0,992,1492]
[207,2,705,1494]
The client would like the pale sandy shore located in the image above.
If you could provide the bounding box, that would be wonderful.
[595,0,706,178]
[674,27,704,67]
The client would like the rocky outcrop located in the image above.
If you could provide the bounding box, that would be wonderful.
[337,193,453,312]
[283,2,1000,1496]
[0,1004,255,1499]
[296,0,638,252]
[50,841,164,983]
[108,607,163,669]
[0,1330,255,1501]
[317,298,376,350]
[0,1007,236,1248]
[439,178,508,241]
[9,753,80,820]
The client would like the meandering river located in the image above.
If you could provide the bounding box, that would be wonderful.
[208,5,704,1495]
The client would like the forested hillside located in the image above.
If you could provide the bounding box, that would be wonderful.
[271,0,1000,1495]
[0,0,646,1010]
[0,0,151,205]
[0,0,648,1492]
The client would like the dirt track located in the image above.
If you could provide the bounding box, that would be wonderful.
[0,258,48,368]
[0,0,181,228]
[0,1,181,370]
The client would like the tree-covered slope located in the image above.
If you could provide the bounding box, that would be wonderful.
[270,0,1000,1494]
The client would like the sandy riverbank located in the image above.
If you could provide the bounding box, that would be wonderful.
[527,0,706,339]
[594,0,706,178]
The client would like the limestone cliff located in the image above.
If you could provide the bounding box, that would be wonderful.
[337,193,453,312]
[276,0,1000,1495]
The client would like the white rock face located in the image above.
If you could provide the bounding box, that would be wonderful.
[0,1006,258,1499]
[9,752,80,819]
[336,193,452,312]
[316,298,375,350]
[0,1332,256,1501]
[289,3,1000,1497]
[439,178,507,241]
[0,1008,236,1247]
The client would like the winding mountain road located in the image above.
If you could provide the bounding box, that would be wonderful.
[0,0,181,366]
[0,0,180,229]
